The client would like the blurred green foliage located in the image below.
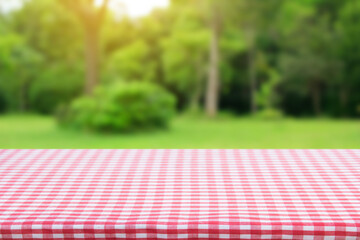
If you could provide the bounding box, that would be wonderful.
[29,64,84,114]
[58,82,176,132]
[105,40,157,83]
[0,0,82,113]
[0,0,360,120]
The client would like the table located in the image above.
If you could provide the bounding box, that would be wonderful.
[0,149,359,240]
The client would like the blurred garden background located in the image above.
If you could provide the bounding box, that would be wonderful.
[0,0,359,148]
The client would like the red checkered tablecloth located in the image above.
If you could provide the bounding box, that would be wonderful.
[0,149,359,240]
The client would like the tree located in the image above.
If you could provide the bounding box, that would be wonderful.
[162,5,209,112]
[279,1,341,116]
[201,0,226,117]
[236,0,260,114]
[192,0,236,117]
[0,33,43,112]
[105,39,157,83]
[336,0,360,116]
[4,0,83,113]
[256,55,281,112]
[60,0,109,95]
[236,0,284,114]
[11,0,83,62]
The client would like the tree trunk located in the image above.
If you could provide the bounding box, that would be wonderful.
[249,41,257,114]
[311,83,321,116]
[205,20,220,118]
[84,27,99,95]
[59,0,109,95]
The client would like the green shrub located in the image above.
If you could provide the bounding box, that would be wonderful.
[58,82,176,132]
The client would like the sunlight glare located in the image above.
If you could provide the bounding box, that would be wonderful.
[95,0,169,18]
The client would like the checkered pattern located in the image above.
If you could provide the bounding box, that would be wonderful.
[0,149,359,240]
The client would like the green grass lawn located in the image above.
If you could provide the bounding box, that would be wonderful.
[0,114,359,148]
